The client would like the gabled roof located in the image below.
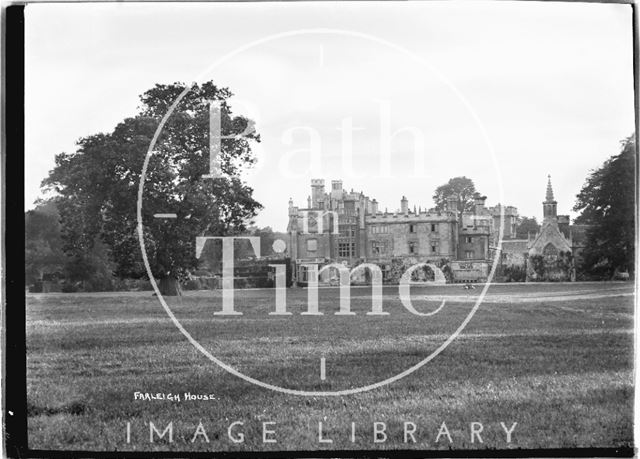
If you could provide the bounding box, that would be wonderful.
[528,221,572,255]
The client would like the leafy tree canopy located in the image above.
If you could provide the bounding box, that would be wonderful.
[432,176,479,217]
[515,216,541,239]
[573,135,635,277]
[25,201,65,284]
[42,81,263,294]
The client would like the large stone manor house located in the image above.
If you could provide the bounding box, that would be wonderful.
[286,177,587,284]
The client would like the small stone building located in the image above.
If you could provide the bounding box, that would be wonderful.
[497,176,590,282]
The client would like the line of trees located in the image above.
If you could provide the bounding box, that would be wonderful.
[25,196,283,292]
[26,79,635,291]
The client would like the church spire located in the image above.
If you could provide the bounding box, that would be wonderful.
[545,175,555,202]
[543,174,558,224]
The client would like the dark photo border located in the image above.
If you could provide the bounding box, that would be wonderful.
[4,1,638,457]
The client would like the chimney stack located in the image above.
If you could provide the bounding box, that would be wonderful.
[473,192,487,215]
[446,195,459,214]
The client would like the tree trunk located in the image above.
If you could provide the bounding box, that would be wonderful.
[159,276,182,296]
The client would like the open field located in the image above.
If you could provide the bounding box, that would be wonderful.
[26,282,634,452]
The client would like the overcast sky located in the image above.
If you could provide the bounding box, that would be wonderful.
[25,1,635,231]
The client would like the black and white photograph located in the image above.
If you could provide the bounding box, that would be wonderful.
[8,0,638,455]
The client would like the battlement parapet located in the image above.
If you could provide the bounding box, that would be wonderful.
[366,212,455,223]
[488,204,519,216]
[459,226,491,235]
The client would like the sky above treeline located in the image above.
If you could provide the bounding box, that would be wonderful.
[25,1,635,231]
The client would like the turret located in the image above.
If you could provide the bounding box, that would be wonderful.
[331,180,343,199]
[400,196,408,215]
[311,179,325,209]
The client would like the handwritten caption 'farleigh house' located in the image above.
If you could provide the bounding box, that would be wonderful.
[134,392,217,402]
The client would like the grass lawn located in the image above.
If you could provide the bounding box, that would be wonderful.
[26,282,634,452]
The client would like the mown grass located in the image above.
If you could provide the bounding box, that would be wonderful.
[26,282,634,451]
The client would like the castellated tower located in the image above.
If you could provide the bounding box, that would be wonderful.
[331,180,343,200]
[310,179,325,209]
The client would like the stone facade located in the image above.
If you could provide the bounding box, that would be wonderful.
[499,240,529,267]
[287,179,518,284]
[287,176,590,284]
[487,204,519,243]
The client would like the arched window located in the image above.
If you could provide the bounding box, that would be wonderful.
[543,243,558,262]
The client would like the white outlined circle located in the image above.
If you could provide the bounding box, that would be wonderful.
[136,28,505,396]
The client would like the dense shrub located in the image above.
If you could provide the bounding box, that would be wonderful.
[133,279,153,291]
[61,282,79,293]
[183,278,203,291]
[233,278,248,289]
[436,258,453,283]
[528,252,574,282]
[83,277,116,292]
[502,265,526,282]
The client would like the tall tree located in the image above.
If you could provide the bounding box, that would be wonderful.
[515,216,541,239]
[432,176,479,220]
[573,135,635,278]
[25,200,65,285]
[42,81,262,295]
